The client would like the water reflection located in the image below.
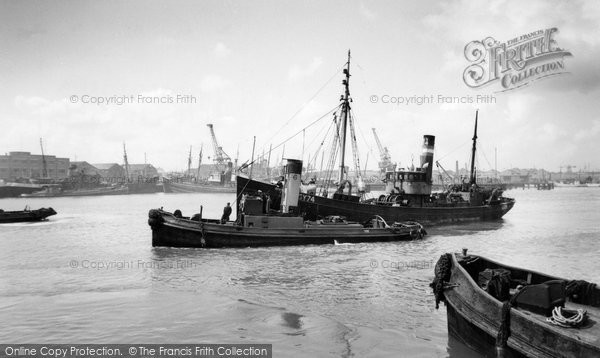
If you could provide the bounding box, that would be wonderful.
[428,220,507,237]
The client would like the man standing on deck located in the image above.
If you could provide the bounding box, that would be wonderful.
[221,202,232,224]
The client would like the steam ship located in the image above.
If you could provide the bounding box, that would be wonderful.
[239,51,515,225]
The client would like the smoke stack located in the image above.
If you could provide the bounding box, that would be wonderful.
[281,159,303,213]
[420,135,435,184]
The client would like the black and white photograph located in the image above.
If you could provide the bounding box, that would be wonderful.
[1,1,599,357]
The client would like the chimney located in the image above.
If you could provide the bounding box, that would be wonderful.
[281,159,303,213]
[420,135,435,184]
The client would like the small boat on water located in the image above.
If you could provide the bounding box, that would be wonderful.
[149,159,425,248]
[0,206,57,223]
[431,250,600,357]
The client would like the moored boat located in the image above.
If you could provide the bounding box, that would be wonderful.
[162,178,236,194]
[0,181,44,198]
[149,159,425,248]
[238,52,514,225]
[431,250,600,357]
[0,206,57,223]
[21,185,129,197]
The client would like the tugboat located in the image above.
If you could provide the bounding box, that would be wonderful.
[0,206,57,223]
[239,51,515,225]
[148,159,425,248]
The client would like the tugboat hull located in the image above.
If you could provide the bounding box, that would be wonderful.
[148,209,425,248]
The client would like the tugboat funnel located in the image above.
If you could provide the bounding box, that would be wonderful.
[281,159,303,213]
[420,135,435,184]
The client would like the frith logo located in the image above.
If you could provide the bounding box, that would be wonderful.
[463,28,572,92]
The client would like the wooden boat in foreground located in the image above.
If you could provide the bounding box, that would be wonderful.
[149,159,425,248]
[0,206,57,223]
[431,250,600,357]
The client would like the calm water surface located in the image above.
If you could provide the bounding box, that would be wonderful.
[1,188,599,357]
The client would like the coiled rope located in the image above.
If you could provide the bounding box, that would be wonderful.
[546,307,587,328]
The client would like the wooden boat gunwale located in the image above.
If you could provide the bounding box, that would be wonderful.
[442,252,600,357]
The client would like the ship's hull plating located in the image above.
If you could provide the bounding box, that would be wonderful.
[299,194,515,225]
[149,210,423,248]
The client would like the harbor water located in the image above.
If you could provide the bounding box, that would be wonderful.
[1,188,599,357]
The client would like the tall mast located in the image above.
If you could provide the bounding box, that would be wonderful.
[469,110,478,185]
[40,138,48,178]
[250,136,256,179]
[123,142,130,180]
[197,143,203,179]
[187,146,192,177]
[338,49,351,183]
[266,144,272,178]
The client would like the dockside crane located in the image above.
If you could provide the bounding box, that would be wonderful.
[436,161,454,188]
[207,123,232,173]
[372,128,394,173]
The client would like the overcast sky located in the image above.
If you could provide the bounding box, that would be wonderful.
[1,0,598,172]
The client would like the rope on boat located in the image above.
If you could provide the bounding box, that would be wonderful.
[430,253,452,309]
[566,280,597,305]
[546,307,587,328]
[496,298,515,348]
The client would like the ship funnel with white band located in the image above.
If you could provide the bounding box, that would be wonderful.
[420,135,435,184]
[281,159,303,213]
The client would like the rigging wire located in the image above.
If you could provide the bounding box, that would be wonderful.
[259,66,344,153]
[241,104,340,169]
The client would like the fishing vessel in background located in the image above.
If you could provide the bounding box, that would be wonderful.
[21,184,128,197]
[0,181,44,198]
[239,51,515,225]
[162,124,236,194]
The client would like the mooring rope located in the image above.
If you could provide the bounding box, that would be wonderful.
[430,253,452,309]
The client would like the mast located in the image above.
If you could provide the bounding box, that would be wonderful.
[187,146,192,177]
[250,136,256,179]
[469,110,478,185]
[234,144,239,172]
[338,49,351,183]
[197,143,203,179]
[123,142,130,180]
[40,138,48,178]
[266,144,272,178]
